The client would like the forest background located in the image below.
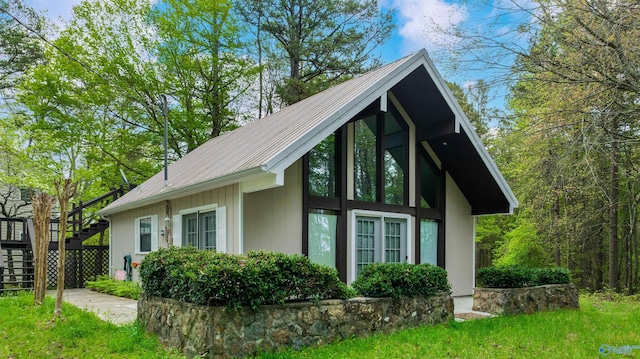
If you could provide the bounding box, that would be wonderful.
[1,0,638,293]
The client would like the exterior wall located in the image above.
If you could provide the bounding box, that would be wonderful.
[109,203,166,281]
[169,184,241,254]
[445,174,475,296]
[139,292,453,358]
[109,184,242,280]
[0,185,35,219]
[242,159,303,255]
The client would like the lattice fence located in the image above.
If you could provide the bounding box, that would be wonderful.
[46,246,109,288]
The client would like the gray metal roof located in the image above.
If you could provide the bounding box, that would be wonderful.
[99,49,517,216]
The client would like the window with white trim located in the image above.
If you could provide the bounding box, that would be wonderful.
[182,210,217,250]
[172,204,227,253]
[353,211,410,277]
[135,215,158,254]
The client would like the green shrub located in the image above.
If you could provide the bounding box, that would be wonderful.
[476,266,571,288]
[351,263,450,298]
[86,276,141,300]
[139,247,352,310]
[530,267,571,286]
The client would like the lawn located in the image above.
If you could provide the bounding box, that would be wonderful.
[261,294,640,359]
[1,293,639,359]
[0,293,184,359]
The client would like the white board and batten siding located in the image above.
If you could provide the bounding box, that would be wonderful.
[108,184,241,280]
[109,203,165,281]
[445,174,475,296]
[169,184,240,253]
[242,159,303,255]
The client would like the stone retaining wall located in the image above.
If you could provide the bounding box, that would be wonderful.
[472,283,579,315]
[138,293,453,358]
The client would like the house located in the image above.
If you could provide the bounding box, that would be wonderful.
[98,49,517,296]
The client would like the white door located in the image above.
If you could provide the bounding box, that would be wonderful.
[355,215,408,276]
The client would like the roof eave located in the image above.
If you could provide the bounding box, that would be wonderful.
[264,50,431,174]
[98,166,265,216]
[418,53,519,213]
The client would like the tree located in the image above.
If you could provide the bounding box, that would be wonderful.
[32,191,55,305]
[16,0,260,206]
[0,0,44,102]
[152,0,260,147]
[53,178,76,317]
[440,0,640,292]
[238,0,394,105]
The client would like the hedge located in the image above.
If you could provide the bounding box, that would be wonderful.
[352,263,450,298]
[139,247,352,310]
[476,265,571,288]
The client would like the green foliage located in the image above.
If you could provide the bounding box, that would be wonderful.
[0,293,185,358]
[351,263,450,298]
[0,0,44,98]
[493,219,551,268]
[139,247,352,309]
[238,0,394,105]
[86,276,141,300]
[476,266,571,288]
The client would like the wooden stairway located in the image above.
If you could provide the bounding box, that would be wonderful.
[0,185,134,293]
[0,238,35,292]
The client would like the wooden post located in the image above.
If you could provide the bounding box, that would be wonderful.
[54,179,77,318]
[32,192,55,305]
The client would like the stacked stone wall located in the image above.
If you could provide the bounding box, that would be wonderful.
[472,283,579,315]
[139,293,453,358]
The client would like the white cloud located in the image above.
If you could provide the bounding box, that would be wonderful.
[388,0,469,53]
[463,80,477,91]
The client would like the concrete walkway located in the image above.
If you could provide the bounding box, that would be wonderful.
[46,288,138,325]
[453,296,493,321]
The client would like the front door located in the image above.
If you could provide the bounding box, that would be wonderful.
[354,215,407,276]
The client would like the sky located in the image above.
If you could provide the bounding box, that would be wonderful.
[24,0,473,62]
[22,0,530,112]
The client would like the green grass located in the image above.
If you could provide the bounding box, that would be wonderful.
[1,293,638,359]
[86,276,142,300]
[0,293,184,359]
[258,295,640,359]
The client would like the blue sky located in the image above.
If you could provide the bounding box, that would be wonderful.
[24,0,531,111]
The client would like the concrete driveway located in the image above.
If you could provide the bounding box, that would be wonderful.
[47,288,137,325]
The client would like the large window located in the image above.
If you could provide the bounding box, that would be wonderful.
[384,111,407,205]
[172,205,227,253]
[308,209,338,267]
[420,219,438,265]
[420,150,440,209]
[353,212,409,277]
[308,134,337,197]
[418,147,443,266]
[134,215,158,254]
[353,106,408,205]
[354,115,377,201]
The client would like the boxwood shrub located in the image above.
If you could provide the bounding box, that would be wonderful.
[351,263,450,298]
[476,265,571,288]
[139,247,352,309]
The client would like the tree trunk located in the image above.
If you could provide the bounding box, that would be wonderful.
[596,236,604,291]
[633,223,638,293]
[608,118,620,292]
[553,188,561,266]
[54,179,76,318]
[32,192,55,305]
